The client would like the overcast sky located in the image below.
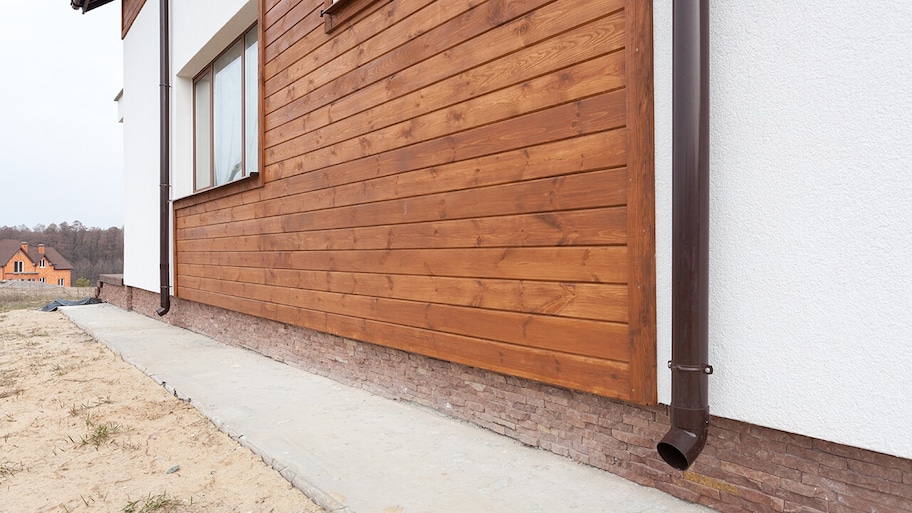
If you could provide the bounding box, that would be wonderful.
[0,2,124,230]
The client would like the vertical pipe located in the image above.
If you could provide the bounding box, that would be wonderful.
[156,0,171,316]
[657,0,711,470]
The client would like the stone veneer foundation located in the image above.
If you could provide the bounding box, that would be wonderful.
[97,278,912,513]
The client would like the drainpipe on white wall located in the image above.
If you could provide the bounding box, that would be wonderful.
[156,0,171,316]
[657,0,712,471]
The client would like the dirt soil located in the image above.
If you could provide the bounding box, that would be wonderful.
[0,308,325,513]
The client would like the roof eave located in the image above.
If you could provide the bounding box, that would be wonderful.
[71,0,116,14]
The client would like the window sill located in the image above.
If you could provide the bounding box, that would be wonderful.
[174,171,263,210]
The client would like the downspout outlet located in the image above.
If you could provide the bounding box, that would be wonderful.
[658,406,710,470]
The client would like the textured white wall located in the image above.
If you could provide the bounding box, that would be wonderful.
[120,0,256,290]
[654,2,912,459]
[121,0,161,292]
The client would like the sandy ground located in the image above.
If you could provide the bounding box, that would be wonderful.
[0,308,325,513]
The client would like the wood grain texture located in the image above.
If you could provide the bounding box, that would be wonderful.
[177,246,629,283]
[624,0,657,404]
[121,0,147,38]
[265,88,626,182]
[174,0,656,402]
[177,286,633,399]
[321,0,391,33]
[177,264,629,322]
[266,23,625,150]
[177,168,628,239]
[265,50,626,164]
[264,0,311,47]
[177,128,626,218]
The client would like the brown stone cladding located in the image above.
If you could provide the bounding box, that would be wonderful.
[97,284,912,513]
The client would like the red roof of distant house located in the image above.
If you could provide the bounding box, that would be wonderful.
[0,240,74,271]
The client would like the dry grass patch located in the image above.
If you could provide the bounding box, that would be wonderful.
[0,309,324,512]
[0,285,95,312]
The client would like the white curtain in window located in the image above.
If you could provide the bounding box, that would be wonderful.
[213,41,243,186]
[244,27,258,175]
[194,72,212,190]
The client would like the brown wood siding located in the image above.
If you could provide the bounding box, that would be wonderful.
[174,0,656,403]
[121,0,147,38]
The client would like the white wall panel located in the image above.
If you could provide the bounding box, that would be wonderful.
[654,2,912,458]
[121,0,162,292]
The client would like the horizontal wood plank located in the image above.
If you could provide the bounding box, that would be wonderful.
[177,246,628,283]
[177,168,628,240]
[266,0,461,80]
[266,0,552,117]
[177,286,632,399]
[177,128,626,219]
[266,12,626,151]
[264,0,311,46]
[264,0,322,64]
[121,0,147,38]
[181,275,629,361]
[177,264,628,323]
[266,49,625,165]
[265,88,626,182]
[177,207,626,253]
[265,0,624,129]
[264,0,291,17]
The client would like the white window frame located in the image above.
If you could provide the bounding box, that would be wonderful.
[58,278,65,286]
[40,258,46,268]
[13,261,23,273]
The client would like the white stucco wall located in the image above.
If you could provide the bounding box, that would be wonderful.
[121,0,162,292]
[120,0,256,291]
[654,2,912,459]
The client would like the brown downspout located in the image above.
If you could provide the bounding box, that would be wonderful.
[156,0,171,316]
[656,0,711,471]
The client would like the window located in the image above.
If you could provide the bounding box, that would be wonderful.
[40,258,46,268]
[193,24,258,192]
[13,261,23,273]
[40,278,46,283]
[58,278,65,286]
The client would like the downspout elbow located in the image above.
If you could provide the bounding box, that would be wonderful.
[658,407,710,470]
[156,285,170,316]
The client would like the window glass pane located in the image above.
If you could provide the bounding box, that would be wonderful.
[213,41,243,187]
[194,72,212,190]
[244,26,258,176]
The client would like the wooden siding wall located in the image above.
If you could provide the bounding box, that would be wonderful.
[174,0,656,403]
[121,0,147,38]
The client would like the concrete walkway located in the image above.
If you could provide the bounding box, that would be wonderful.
[61,303,711,513]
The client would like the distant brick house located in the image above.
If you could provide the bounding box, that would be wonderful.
[0,240,73,287]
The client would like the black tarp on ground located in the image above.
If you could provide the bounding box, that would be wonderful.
[39,298,103,312]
